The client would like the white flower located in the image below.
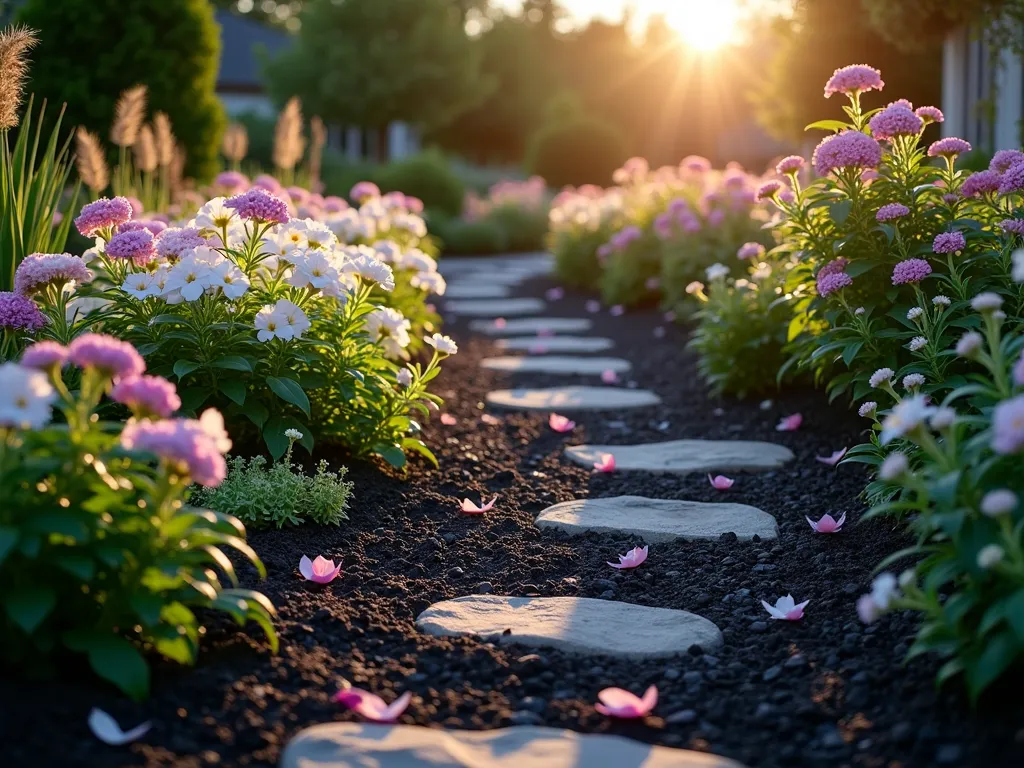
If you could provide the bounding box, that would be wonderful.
[879,452,909,480]
[0,362,56,429]
[908,336,927,352]
[275,299,311,339]
[858,401,878,419]
[392,213,427,238]
[346,251,396,291]
[285,428,304,440]
[705,263,729,281]
[1012,249,1024,283]
[209,260,250,300]
[932,295,951,307]
[929,407,956,430]
[981,489,1018,517]
[871,573,899,609]
[164,254,215,301]
[906,307,924,321]
[288,249,340,292]
[897,569,916,589]
[685,281,704,295]
[373,239,402,263]
[254,305,287,342]
[971,291,1003,313]
[881,394,934,444]
[410,270,446,295]
[424,333,458,356]
[978,544,1004,569]
[396,368,413,387]
[397,248,437,273]
[121,271,159,300]
[192,197,237,230]
[365,307,412,360]
[902,373,925,390]
[854,306,865,316]
[869,367,894,389]
[294,218,337,251]
[955,331,983,358]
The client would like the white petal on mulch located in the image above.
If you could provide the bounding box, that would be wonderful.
[416,596,722,658]
[445,298,547,317]
[88,708,152,746]
[481,356,631,375]
[496,336,614,353]
[486,386,660,412]
[281,723,748,768]
[443,283,513,299]
[469,317,594,336]
[564,439,794,474]
[535,496,779,542]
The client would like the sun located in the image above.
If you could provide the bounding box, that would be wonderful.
[652,0,743,52]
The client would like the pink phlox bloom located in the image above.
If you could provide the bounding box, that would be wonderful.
[806,512,847,534]
[595,685,657,718]
[440,413,457,426]
[461,495,498,514]
[762,594,809,621]
[708,474,734,490]
[776,413,803,431]
[593,453,616,473]
[549,413,576,433]
[334,688,412,723]
[608,545,648,570]
[601,369,619,384]
[299,555,342,584]
[494,317,506,329]
[816,448,848,466]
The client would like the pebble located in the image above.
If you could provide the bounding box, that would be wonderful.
[683,671,703,685]
[664,667,681,680]
[665,709,698,724]
[935,744,964,764]
[783,654,806,669]
[448,567,464,577]
[508,710,543,726]
[762,666,782,682]
[476,581,494,594]
[750,621,768,633]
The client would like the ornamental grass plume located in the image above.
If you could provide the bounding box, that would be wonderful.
[133,124,158,173]
[273,97,304,172]
[223,122,249,163]
[309,115,326,186]
[153,112,175,168]
[74,128,109,194]
[110,84,148,148]
[0,25,38,130]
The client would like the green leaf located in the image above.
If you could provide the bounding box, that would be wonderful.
[155,636,195,665]
[246,401,269,428]
[26,511,89,541]
[805,119,850,133]
[374,444,407,468]
[969,631,1017,700]
[829,200,853,225]
[212,355,253,372]
[5,586,56,634]
[265,376,310,416]
[173,360,201,379]
[178,386,211,413]
[219,379,246,406]
[0,526,19,566]
[56,555,95,581]
[67,632,150,701]
[130,593,164,626]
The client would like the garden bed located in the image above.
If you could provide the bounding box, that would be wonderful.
[4,269,1024,768]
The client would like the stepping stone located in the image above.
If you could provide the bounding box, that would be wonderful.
[445,298,546,317]
[417,596,722,658]
[487,386,660,411]
[443,283,513,299]
[481,356,631,376]
[565,439,794,474]
[282,724,746,768]
[470,317,593,336]
[535,496,778,542]
[497,336,614,353]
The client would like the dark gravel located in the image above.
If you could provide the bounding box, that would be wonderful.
[3,264,1024,767]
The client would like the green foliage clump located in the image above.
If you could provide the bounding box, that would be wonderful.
[376,150,466,218]
[18,0,226,179]
[488,202,550,253]
[193,452,353,530]
[431,214,509,255]
[526,116,629,189]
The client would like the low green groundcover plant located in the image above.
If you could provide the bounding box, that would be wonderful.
[193,430,353,529]
[0,334,275,700]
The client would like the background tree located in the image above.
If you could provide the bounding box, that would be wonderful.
[18,0,225,180]
[265,0,493,160]
[862,0,1024,53]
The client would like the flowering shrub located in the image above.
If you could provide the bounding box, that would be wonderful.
[458,176,549,253]
[192,430,353,529]
[0,337,275,700]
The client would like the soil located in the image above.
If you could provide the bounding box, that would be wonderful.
[3,266,1024,768]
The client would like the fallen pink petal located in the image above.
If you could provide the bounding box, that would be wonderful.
[807,512,846,533]
[586,299,601,313]
[334,688,412,723]
[440,413,457,426]
[461,495,498,515]
[708,474,734,490]
[595,685,658,718]
[549,413,576,433]
[593,453,616,473]
[610,304,625,316]
[816,448,848,466]
[761,594,809,621]
[776,413,803,431]
[546,287,565,301]
[299,555,343,584]
[608,545,649,570]
[601,369,619,384]
[528,344,549,354]
[481,413,501,426]
[494,317,506,328]
[537,328,555,337]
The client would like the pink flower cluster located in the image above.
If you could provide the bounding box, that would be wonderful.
[681,155,712,173]
[812,132,882,176]
[992,395,1024,454]
[156,227,207,258]
[214,170,250,191]
[105,229,157,266]
[932,231,966,254]
[776,155,804,175]
[67,333,146,379]
[824,64,884,98]
[876,203,909,222]
[111,375,181,418]
[868,104,922,141]
[119,220,167,237]
[0,291,47,330]
[737,242,766,260]
[14,253,92,295]
[225,188,290,224]
[915,106,944,123]
[927,138,971,158]
[350,181,380,203]
[608,225,642,252]
[120,410,230,487]
[75,197,134,237]
[21,340,68,370]
[892,258,932,285]
[755,180,783,202]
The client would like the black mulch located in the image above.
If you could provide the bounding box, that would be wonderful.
[4,266,1024,768]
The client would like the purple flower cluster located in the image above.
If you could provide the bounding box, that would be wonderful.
[681,155,712,173]
[812,132,883,176]
[350,181,380,202]
[933,231,966,254]
[960,170,1001,197]
[990,150,1024,174]
[67,333,145,379]
[120,410,230,486]
[118,220,165,237]
[775,155,804,175]
[111,374,181,418]
[225,188,290,224]
[892,258,932,285]
[74,196,134,237]
[323,196,349,213]
[252,174,283,194]
[876,203,910,222]
[868,104,922,141]
[214,170,250,191]
[755,180,783,202]
[0,291,46,330]
[818,258,849,278]
[992,395,1024,455]
[21,340,68,370]
[737,242,766,260]
[156,227,207,259]
[609,225,642,252]
[817,271,853,297]
[915,106,943,123]
[998,159,1024,195]
[14,253,92,295]
[927,137,971,158]
[105,229,157,266]
[999,219,1024,236]
[824,64,884,98]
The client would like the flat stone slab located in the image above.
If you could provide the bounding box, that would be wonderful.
[417,596,721,658]
[470,317,593,336]
[535,496,778,543]
[282,724,745,768]
[487,386,660,411]
[497,335,614,353]
[565,440,794,474]
[445,298,546,317]
[443,283,513,299]
[481,356,631,375]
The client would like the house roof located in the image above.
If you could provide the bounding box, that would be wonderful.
[216,9,292,91]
